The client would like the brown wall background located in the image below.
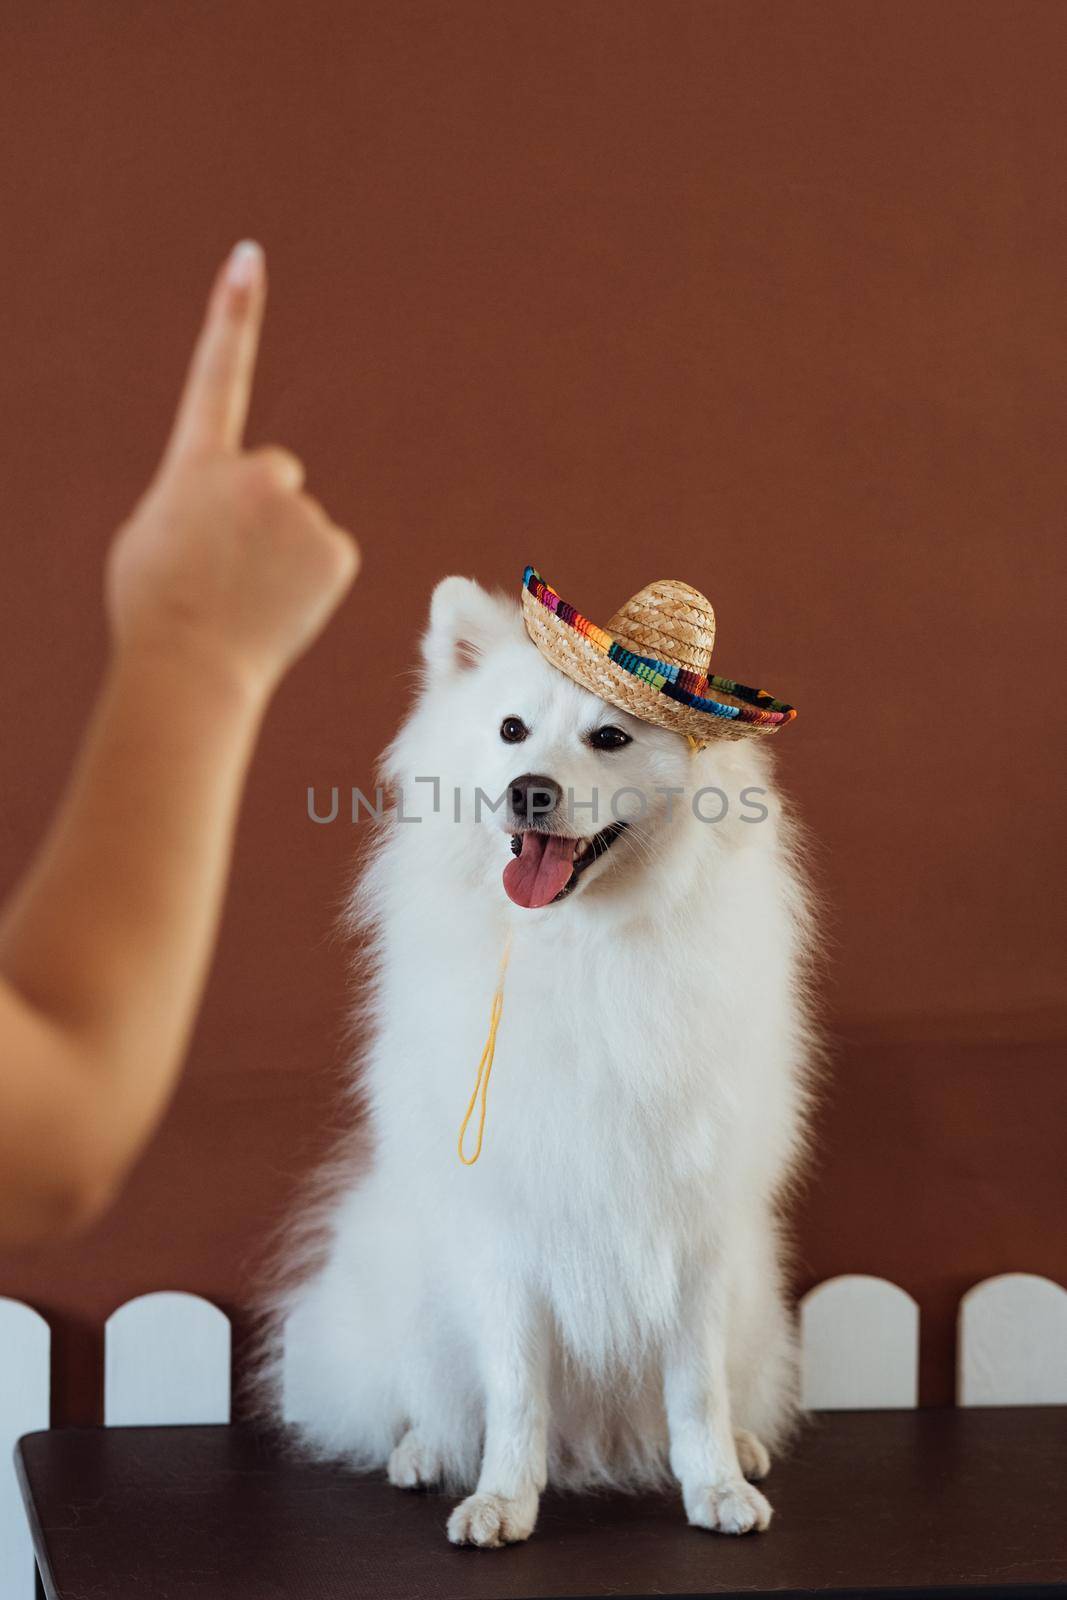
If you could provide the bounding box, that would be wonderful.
[0,0,1064,1423]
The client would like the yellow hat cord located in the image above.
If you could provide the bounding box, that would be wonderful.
[457,933,513,1165]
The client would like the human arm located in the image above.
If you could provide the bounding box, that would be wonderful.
[0,242,358,1243]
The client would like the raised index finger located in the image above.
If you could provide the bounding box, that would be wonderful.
[164,240,266,464]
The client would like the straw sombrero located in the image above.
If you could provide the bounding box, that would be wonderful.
[520,566,796,744]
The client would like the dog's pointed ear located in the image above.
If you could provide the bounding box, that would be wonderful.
[422,576,516,676]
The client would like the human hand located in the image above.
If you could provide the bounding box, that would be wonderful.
[106,241,359,700]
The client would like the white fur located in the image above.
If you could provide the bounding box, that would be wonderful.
[260,576,817,1546]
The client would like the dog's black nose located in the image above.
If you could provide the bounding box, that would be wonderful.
[508,773,563,823]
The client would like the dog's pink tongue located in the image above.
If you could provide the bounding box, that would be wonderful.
[503,832,575,909]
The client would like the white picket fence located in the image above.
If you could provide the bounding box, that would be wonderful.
[1,1273,1065,1598]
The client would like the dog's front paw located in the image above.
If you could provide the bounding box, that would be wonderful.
[447,1489,538,1548]
[387,1429,441,1490]
[733,1427,771,1481]
[686,1478,773,1535]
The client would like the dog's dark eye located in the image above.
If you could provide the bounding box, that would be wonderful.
[589,725,632,751]
[500,716,529,744]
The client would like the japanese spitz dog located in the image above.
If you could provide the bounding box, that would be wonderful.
[263,575,815,1547]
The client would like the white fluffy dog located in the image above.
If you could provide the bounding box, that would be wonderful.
[264,575,815,1547]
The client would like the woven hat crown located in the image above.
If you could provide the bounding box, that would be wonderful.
[606,579,716,675]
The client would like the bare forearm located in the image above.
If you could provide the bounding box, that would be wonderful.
[0,242,356,1245]
[0,641,265,1207]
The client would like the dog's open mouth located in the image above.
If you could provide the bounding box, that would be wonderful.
[502,823,627,909]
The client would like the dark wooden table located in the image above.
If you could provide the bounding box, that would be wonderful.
[16,1408,1067,1599]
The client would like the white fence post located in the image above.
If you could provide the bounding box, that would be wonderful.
[0,1298,50,1600]
[800,1274,919,1409]
[958,1273,1067,1406]
[281,1305,316,1425]
[105,1292,231,1426]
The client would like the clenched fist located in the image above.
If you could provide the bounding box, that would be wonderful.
[107,241,359,697]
